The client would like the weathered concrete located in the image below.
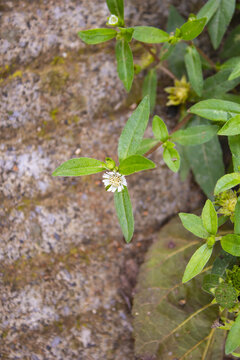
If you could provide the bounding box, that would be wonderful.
[0,0,204,359]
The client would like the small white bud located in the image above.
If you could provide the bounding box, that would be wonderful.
[108,14,119,26]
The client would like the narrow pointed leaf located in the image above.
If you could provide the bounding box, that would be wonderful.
[78,29,117,44]
[229,135,240,171]
[179,213,209,238]
[118,96,150,162]
[214,173,240,195]
[118,155,155,175]
[114,187,134,243]
[208,0,236,49]
[221,25,240,59]
[142,69,157,113]
[180,18,207,41]
[152,115,169,142]
[106,0,124,20]
[202,200,218,235]
[234,197,240,235]
[221,234,240,256]
[202,69,240,99]
[225,313,240,355]
[185,45,203,96]
[163,147,180,173]
[167,5,185,33]
[136,138,159,155]
[182,244,213,283]
[197,0,221,24]
[171,125,218,145]
[189,99,240,122]
[115,39,134,92]
[52,158,104,176]
[132,26,169,43]
[229,61,240,80]
[218,115,240,136]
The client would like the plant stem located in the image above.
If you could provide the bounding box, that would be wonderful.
[141,43,177,80]
[144,113,192,156]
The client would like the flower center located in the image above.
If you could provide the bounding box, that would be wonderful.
[109,173,123,187]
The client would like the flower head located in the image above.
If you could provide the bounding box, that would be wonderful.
[107,14,119,26]
[215,190,238,221]
[165,75,190,106]
[102,171,127,193]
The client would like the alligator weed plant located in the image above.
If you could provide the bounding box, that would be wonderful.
[53,0,240,357]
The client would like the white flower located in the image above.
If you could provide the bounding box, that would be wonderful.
[102,171,127,193]
[108,14,119,26]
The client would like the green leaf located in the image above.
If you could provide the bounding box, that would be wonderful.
[202,69,240,99]
[186,135,224,199]
[136,138,159,155]
[106,0,124,21]
[166,5,185,33]
[167,42,187,78]
[197,0,221,24]
[118,96,150,162]
[221,234,240,256]
[184,45,203,96]
[225,313,240,354]
[152,115,169,142]
[163,147,180,173]
[221,25,240,59]
[189,99,240,122]
[234,197,240,235]
[114,187,134,243]
[208,0,236,49]
[182,244,213,283]
[218,115,240,136]
[142,69,157,114]
[132,26,169,43]
[115,39,134,92]
[171,125,218,146]
[202,199,218,235]
[78,28,117,44]
[229,61,240,80]
[133,216,223,359]
[52,157,104,176]
[202,273,220,294]
[214,173,240,195]
[177,144,191,181]
[215,282,238,308]
[180,18,207,41]
[218,215,229,227]
[118,155,155,175]
[211,250,236,276]
[179,213,209,238]
[229,135,240,172]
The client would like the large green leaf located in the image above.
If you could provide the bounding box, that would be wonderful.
[132,26,169,43]
[118,155,155,175]
[114,187,134,243]
[197,0,221,24]
[179,213,209,239]
[225,313,240,354]
[189,99,240,122]
[52,158,104,176]
[118,96,150,162]
[171,125,219,146]
[229,61,240,80]
[115,39,134,92]
[221,25,240,59]
[214,173,240,195]
[218,115,240,136]
[106,0,124,21]
[184,45,203,96]
[229,135,240,171]
[208,0,236,49]
[180,18,207,41]
[202,70,240,99]
[221,234,240,256]
[78,29,117,44]
[142,69,157,114]
[133,216,224,359]
[186,135,225,199]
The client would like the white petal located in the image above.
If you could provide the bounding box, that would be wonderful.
[118,185,123,192]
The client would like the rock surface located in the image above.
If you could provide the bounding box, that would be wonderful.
[0,0,204,359]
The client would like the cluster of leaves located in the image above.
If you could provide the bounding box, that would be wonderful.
[53,0,240,357]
